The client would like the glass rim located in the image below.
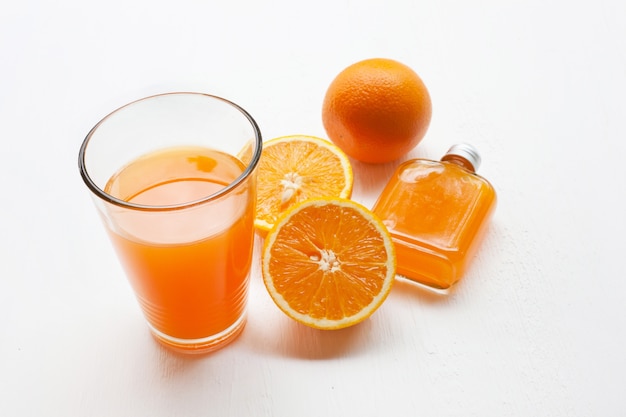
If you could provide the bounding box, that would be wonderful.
[78,92,263,212]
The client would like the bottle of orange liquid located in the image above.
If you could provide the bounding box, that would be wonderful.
[372,143,496,291]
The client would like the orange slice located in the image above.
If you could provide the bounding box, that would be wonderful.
[254,135,353,233]
[261,197,396,330]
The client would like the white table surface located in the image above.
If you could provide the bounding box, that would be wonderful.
[2,0,624,416]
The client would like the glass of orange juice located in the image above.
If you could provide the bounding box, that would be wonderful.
[79,92,262,354]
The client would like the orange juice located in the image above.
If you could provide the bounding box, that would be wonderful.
[104,146,255,350]
[372,144,496,291]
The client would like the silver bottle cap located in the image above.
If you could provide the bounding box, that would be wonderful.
[444,143,481,171]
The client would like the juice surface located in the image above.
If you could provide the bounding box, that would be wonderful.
[373,160,496,290]
[104,146,254,340]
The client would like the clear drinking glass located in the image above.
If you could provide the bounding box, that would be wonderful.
[79,92,262,354]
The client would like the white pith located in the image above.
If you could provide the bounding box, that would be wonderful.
[280,172,303,204]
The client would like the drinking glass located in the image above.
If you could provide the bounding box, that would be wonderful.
[79,92,262,354]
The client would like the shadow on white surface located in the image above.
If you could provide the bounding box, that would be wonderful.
[242,310,381,360]
[391,278,456,304]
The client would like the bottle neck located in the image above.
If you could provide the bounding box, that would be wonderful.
[440,143,481,173]
[441,154,476,173]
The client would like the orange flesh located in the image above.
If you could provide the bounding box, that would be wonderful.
[255,137,352,229]
[266,203,391,321]
[372,160,496,290]
[104,147,254,340]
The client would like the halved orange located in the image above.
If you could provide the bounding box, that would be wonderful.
[261,197,396,330]
[254,135,353,233]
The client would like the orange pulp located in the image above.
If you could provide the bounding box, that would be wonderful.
[104,146,255,351]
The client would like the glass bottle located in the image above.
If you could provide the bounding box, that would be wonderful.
[372,143,496,291]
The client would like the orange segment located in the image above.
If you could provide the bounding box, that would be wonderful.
[254,135,353,233]
[262,197,396,330]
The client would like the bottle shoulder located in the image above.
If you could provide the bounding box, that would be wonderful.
[395,158,495,193]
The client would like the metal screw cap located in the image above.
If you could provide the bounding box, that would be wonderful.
[443,143,482,171]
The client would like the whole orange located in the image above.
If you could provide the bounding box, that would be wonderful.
[322,58,432,164]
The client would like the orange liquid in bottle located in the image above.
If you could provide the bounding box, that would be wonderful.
[372,144,496,291]
[104,146,255,351]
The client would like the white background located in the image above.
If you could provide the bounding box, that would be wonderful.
[1,0,624,416]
